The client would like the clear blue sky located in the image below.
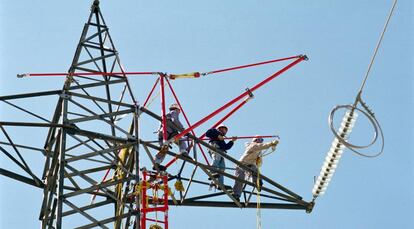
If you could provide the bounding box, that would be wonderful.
[1,0,412,228]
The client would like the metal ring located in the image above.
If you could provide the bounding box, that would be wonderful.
[328,104,384,158]
[329,105,377,149]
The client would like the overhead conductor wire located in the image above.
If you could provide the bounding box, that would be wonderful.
[312,0,397,200]
[334,0,397,158]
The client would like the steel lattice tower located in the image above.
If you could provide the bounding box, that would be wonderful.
[0,1,314,228]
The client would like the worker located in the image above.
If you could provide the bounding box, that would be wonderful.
[205,124,237,186]
[232,136,279,201]
[154,103,189,171]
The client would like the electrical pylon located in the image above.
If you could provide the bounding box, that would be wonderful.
[0,1,314,228]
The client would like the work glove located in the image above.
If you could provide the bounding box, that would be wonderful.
[271,140,279,146]
[231,136,237,142]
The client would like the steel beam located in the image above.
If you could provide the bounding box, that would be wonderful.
[168,200,307,210]
[0,90,61,101]
[0,168,44,188]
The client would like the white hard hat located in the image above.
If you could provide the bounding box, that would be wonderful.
[217,124,228,130]
[252,135,264,143]
[169,103,180,110]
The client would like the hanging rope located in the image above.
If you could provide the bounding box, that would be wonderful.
[144,80,166,110]
[256,157,262,229]
[255,142,277,229]
[145,88,161,109]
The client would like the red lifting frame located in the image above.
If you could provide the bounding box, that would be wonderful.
[141,171,169,229]
[203,55,300,75]
[143,77,160,107]
[200,135,278,141]
[173,55,306,142]
[160,74,168,141]
[18,71,158,77]
[20,56,298,78]
[164,96,252,169]
[198,96,251,140]
[163,77,210,168]
[90,168,111,204]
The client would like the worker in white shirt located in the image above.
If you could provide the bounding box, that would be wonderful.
[232,136,279,201]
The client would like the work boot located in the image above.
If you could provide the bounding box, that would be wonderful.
[257,180,263,191]
[208,173,220,180]
[217,184,232,191]
[152,163,166,171]
[209,182,216,191]
[232,194,240,202]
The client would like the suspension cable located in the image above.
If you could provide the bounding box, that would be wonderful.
[356,0,398,96]
[329,0,397,158]
[313,0,397,200]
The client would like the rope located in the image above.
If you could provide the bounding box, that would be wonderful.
[254,143,277,229]
[256,158,262,229]
[144,80,166,109]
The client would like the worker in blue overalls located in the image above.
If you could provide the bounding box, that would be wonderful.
[205,124,237,187]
